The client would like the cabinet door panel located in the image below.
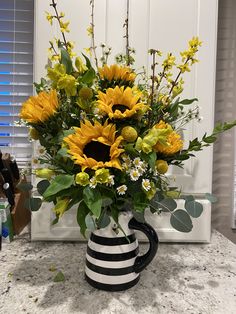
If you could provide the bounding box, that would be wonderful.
[32,0,218,241]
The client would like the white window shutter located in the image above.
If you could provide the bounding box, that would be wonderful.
[0,0,34,169]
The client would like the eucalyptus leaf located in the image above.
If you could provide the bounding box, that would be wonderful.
[37,180,50,196]
[183,195,195,203]
[43,175,74,199]
[185,200,203,218]
[205,193,217,203]
[170,209,193,233]
[29,197,42,211]
[85,214,96,232]
[16,182,33,192]
[158,198,177,212]
[97,212,111,229]
[83,186,102,218]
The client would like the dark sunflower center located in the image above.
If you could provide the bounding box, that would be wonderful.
[83,141,110,162]
[112,104,128,113]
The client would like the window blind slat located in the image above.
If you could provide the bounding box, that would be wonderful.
[0,0,34,168]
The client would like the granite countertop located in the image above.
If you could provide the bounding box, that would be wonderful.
[0,230,236,314]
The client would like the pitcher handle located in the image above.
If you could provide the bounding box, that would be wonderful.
[128,217,159,273]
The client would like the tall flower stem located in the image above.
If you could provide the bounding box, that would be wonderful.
[169,57,190,95]
[50,0,68,49]
[147,50,157,126]
[90,0,99,69]
[124,0,130,66]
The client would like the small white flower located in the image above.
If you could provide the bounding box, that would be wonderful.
[117,185,127,195]
[142,179,151,191]
[121,154,131,162]
[106,175,115,186]
[37,146,45,155]
[130,168,140,181]
[133,157,142,167]
[89,177,97,188]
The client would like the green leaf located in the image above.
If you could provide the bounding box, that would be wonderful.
[185,200,203,218]
[97,212,111,229]
[52,216,59,225]
[111,206,119,224]
[124,143,139,157]
[53,271,65,283]
[29,197,42,211]
[43,175,74,199]
[203,135,217,144]
[82,53,92,69]
[205,193,217,203]
[81,68,96,84]
[170,209,193,233]
[77,201,89,237]
[158,198,177,212]
[85,214,96,231]
[83,186,102,218]
[183,195,195,203]
[16,182,33,192]
[37,180,50,196]
[60,47,72,74]
[141,151,156,169]
[133,192,148,212]
[178,98,198,105]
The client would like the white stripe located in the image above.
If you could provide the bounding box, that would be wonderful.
[86,253,137,269]
[85,266,139,284]
[92,229,134,238]
[88,239,138,254]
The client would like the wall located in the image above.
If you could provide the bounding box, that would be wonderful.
[213,0,236,243]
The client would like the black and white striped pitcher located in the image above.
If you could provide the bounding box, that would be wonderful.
[85,212,158,291]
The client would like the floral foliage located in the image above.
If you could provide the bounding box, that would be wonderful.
[20,0,236,235]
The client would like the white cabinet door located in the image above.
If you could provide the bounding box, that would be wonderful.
[32,0,218,242]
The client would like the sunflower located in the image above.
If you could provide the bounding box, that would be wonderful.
[97,86,148,119]
[98,64,136,83]
[20,90,58,124]
[153,120,183,155]
[64,120,124,170]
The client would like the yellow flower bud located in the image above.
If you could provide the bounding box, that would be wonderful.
[79,87,93,100]
[95,168,110,184]
[35,168,55,180]
[146,182,156,200]
[29,128,39,140]
[53,198,70,218]
[165,190,180,199]
[75,172,89,186]
[155,160,169,174]
[75,57,88,74]
[57,74,77,96]
[121,126,138,143]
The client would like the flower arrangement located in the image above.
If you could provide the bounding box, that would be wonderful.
[19,0,236,235]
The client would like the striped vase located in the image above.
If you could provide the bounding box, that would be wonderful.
[85,212,158,291]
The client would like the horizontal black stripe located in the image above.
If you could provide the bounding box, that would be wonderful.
[87,246,139,261]
[86,260,134,276]
[90,233,136,246]
[85,274,140,291]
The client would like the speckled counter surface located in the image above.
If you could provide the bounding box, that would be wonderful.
[0,230,236,314]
